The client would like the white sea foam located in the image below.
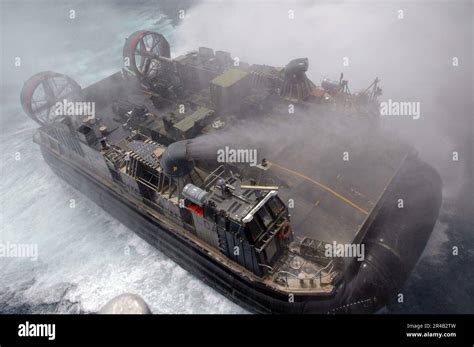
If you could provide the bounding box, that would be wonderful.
[0,1,244,314]
[1,0,470,315]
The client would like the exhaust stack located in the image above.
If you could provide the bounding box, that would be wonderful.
[280,58,316,101]
[160,140,195,178]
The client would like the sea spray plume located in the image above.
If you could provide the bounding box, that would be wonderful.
[174,0,471,197]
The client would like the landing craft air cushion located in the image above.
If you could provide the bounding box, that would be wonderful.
[20,30,442,313]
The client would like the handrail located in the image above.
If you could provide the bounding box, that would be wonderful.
[204,165,225,189]
[276,259,335,288]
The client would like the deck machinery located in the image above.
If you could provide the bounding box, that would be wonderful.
[20,30,442,313]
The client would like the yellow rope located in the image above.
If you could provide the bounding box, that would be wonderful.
[268,161,369,215]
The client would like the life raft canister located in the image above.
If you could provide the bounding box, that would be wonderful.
[278,222,293,240]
